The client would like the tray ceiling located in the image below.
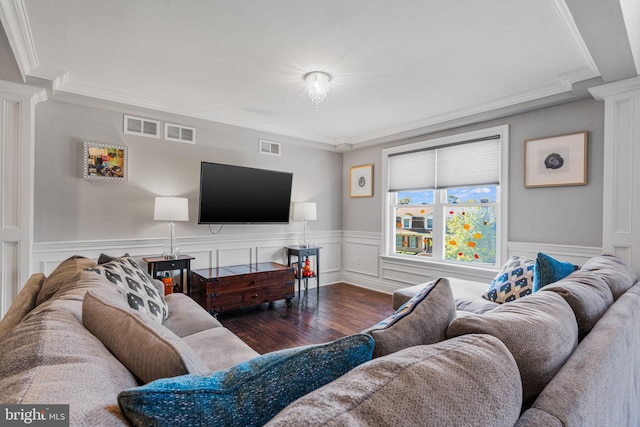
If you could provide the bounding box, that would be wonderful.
[1,0,638,148]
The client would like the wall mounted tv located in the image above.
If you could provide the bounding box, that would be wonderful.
[198,162,293,224]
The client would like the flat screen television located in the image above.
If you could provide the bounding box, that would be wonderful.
[198,162,293,224]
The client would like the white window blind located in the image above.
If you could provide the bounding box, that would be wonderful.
[388,150,436,191]
[389,137,500,191]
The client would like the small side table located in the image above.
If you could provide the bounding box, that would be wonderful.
[144,255,195,295]
[286,246,321,296]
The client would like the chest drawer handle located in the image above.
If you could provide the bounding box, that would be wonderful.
[250,294,258,299]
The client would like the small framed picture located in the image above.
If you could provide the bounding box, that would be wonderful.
[83,141,128,181]
[350,164,374,198]
[524,131,587,188]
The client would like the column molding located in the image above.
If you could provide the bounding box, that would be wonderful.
[589,76,640,272]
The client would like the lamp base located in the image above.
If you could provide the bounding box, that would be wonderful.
[163,254,179,260]
[298,237,311,248]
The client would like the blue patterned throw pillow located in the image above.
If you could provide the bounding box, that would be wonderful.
[118,334,374,427]
[533,252,579,292]
[482,256,535,303]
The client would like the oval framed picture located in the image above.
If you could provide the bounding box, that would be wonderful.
[350,164,373,198]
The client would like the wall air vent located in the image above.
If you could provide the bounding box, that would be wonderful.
[124,115,160,138]
[165,123,196,144]
[259,139,281,156]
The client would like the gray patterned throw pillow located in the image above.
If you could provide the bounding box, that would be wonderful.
[86,257,168,323]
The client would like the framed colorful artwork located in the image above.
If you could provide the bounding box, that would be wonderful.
[524,131,587,188]
[83,141,128,181]
[350,164,373,198]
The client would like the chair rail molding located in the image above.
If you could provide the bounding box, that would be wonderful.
[28,232,605,303]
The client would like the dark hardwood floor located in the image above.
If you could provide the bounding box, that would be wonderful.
[218,283,395,354]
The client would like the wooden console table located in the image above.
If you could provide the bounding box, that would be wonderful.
[191,262,295,317]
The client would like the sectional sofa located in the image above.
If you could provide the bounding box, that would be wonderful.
[0,253,638,426]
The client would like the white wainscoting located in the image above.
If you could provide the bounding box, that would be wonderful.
[505,242,603,267]
[341,231,603,294]
[30,230,603,299]
[31,231,344,286]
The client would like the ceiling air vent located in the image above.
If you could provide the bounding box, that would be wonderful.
[165,123,196,144]
[124,115,160,138]
[259,139,281,156]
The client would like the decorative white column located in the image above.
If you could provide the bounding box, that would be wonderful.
[589,76,640,273]
[0,80,47,318]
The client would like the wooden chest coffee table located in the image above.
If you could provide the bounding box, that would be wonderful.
[191,262,295,317]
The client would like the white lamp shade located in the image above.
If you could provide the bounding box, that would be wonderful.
[154,197,189,221]
[293,202,317,221]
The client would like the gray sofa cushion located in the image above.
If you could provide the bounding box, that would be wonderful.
[182,327,260,372]
[83,286,210,383]
[519,282,640,427]
[447,291,578,401]
[0,271,137,425]
[266,334,522,427]
[450,277,499,314]
[163,292,223,338]
[580,254,638,300]
[363,278,455,358]
[391,283,424,310]
[36,255,96,305]
[541,271,614,340]
[392,277,494,313]
[0,273,46,343]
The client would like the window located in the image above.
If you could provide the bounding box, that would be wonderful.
[383,126,508,269]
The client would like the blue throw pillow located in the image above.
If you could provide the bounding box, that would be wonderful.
[118,334,374,427]
[533,252,579,292]
[482,256,535,303]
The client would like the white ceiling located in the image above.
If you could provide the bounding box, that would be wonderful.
[1,0,638,149]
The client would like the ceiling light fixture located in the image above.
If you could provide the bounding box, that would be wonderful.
[304,71,331,107]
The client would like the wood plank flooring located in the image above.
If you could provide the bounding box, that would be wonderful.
[218,283,395,354]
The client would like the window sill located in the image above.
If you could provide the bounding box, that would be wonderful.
[380,254,498,281]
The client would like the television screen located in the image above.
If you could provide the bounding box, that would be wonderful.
[198,162,293,224]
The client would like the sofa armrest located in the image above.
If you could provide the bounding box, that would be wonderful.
[163,293,222,338]
[0,273,46,343]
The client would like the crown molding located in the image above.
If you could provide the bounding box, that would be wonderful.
[556,67,601,86]
[53,76,595,152]
[55,81,338,146]
[589,76,640,100]
[349,80,575,146]
[26,66,68,95]
[0,0,38,80]
[0,79,46,103]
[551,0,599,73]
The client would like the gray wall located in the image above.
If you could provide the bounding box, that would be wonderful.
[343,98,605,247]
[34,100,343,243]
[34,97,604,248]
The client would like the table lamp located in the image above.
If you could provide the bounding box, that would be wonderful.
[293,202,316,248]
[154,197,189,259]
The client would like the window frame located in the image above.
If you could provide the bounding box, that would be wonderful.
[382,125,509,272]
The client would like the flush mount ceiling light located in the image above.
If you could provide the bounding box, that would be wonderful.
[304,71,332,107]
